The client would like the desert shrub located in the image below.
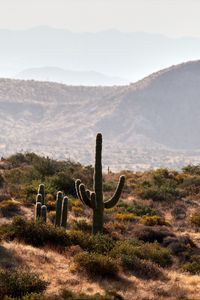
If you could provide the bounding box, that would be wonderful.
[71,219,92,233]
[115,212,138,222]
[110,240,172,267]
[0,200,21,217]
[126,202,158,216]
[46,201,56,211]
[171,206,187,220]
[68,231,115,254]
[49,172,76,196]
[135,226,175,243]
[5,217,71,248]
[135,242,172,267]
[74,252,118,277]
[52,289,124,300]
[163,235,195,256]
[182,256,200,275]
[182,164,200,175]
[71,206,84,216]
[191,213,200,227]
[0,269,47,299]
[7,153,28,168]
[122,255,163,280]
[137,168,180,201]
[141,216,168,226]
[48,211,56,224]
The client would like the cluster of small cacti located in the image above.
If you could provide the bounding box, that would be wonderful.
[35,185,68,229]
[75,133,125,234]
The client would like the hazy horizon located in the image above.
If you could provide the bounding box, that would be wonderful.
[1,0,200,38]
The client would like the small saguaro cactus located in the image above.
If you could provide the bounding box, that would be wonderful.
[55,191,63,226]
[75,133,125,234]
[61,196,68,228]
[55,191,69,228]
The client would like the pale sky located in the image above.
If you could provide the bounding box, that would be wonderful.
[0,0,200,37]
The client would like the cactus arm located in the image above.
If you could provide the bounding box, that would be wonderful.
[86,190,91,198]
[104,175,125,209]
[79,184,93,208]
[36,193,42,203]
[75,179,84,203]
[38,184,45,205]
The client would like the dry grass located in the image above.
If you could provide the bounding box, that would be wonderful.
[1,241,200,299]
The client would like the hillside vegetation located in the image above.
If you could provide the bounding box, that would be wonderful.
[0,151,200,299]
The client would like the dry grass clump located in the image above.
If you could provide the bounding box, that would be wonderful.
[141,215,168,226]
[134,225,175,243]
[191,212,200,227]
[0,199,21,218]
[114,212,139,222]
[0,268,47,299]
[74,252,119,278]
[110,240,172,268]
[182,256,200,275]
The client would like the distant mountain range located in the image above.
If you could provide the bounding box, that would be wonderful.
[16,67,128,86]
[0,27,200,84]
[0,60,200,170]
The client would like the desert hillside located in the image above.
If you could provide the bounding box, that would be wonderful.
[0,152,200,299]
[0,61,200,169]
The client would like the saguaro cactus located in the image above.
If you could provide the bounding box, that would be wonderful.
[75,133,125,234]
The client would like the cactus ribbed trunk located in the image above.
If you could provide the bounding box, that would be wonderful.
[93,133,104,234]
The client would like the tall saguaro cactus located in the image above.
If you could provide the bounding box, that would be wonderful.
[75,133,125,234]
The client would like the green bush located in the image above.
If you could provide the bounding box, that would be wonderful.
[137,169,180,201]
[110,240,172,267]
[5,217,71,248]
[182,256,200,275]
[74,252,118,277]
[68,231,115,254]
[122,255,163,280]
[0,200,21,218]
[0,269,47,299]
[127,202,158,216]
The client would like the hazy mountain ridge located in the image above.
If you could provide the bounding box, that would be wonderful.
[0,60,200,170]
[16,67,128,86]
[0,27,200,83]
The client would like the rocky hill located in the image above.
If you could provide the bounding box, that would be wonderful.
[0,60,200,170]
